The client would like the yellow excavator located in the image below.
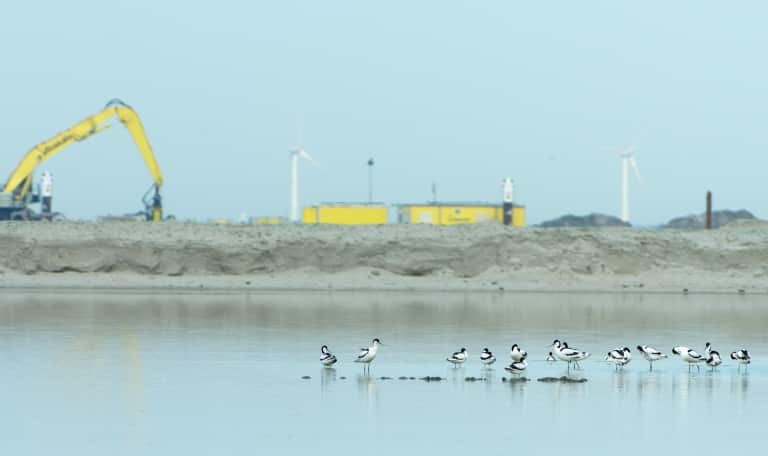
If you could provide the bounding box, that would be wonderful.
[0,99,164,221]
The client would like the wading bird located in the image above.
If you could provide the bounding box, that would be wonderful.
[636,345,668,371]
[605,347,631,370]
[510,344,528,362]
[551,340,591,370]
[730,349,751,370]
[546,352,556,362]
[672,346,705,372]
[505,358,528,375]
[320,345,337,367]
[447,348,468,366]
[354,338,382,373]
[706,350,722,370]
[480,348,496,366]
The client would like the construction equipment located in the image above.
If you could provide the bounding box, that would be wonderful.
[0,99,164,221]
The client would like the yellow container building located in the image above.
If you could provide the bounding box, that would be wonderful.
[302,203,388,225]
[397,203,525,227]
[254,216,282,225]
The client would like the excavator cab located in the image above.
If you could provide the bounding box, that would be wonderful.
[142,184,163,221]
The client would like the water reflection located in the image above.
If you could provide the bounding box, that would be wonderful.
[671,371,699,405]
[636,371,663,397]
[356,374,378,412]
[482,367,496,382]
[448,366,466,387]
[611,369,630,393]
[320,367,337,393]
[701,369,721,400]
[729,369,750,402]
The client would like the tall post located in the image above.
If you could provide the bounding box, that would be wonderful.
[40,170,53,220]
[706,191,712,229]
[367,158,374,204]
[621,157,629,223]
[502,177,514,226]
[290,153,299,222]
[431,182,437,203]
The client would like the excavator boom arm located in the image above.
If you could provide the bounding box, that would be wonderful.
[3,100,163,197]
[114,104,164,189]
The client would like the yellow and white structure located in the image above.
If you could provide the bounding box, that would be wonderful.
[253,216,282,225]
[302,203,388,225]
[397,203,525,227]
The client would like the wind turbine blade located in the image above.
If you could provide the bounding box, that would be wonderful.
[629,157,642,183]
[299,149,318,166]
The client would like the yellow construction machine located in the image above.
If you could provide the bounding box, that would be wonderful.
[0,99,164,221]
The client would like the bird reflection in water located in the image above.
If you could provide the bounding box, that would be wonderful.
[357,374,379,412]
[729,369,750,402]
[320,367,337,394]
[611,369,630,393]
[449,365,466,387]
[701,369,721,400]
[636,371,663,398]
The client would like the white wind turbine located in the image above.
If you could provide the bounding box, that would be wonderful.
[619,146,641,224]
[289,145,316,223]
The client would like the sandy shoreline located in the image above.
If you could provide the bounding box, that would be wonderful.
[0,220,766,293]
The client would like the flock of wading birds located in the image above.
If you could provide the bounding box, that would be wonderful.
[320,339,753,374]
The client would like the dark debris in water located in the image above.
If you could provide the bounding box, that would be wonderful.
[464,376,488,382]
[379,376,393,380]
[537,376,587,383]
[420,376,443,382]
[502,377,530,383]
[339,376,346,380]
[398,376,409,380]
[301,376,311,380]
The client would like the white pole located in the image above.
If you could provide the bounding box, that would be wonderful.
[502,177,514,203]
[290,152,299,222]
[621,156,629,223]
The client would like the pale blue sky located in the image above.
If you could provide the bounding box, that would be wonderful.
[2,1,766,224]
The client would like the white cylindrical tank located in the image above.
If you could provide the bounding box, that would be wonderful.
[40,171,53,197]
[502,177,514,203]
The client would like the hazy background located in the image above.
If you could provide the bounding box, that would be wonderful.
[1,1,766,225]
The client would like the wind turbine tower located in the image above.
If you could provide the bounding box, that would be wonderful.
[289,146,315,222]
[619,146,641,224]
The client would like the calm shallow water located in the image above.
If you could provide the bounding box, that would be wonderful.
[1,291,766,454]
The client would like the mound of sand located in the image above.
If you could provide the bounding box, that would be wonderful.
[538,213,629,228]
[0,221,765,292]
[664,209,756,229]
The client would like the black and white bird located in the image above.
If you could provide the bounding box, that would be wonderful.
[354,338,382,372]
[447,348,468,366]
[705,342,715,358]
[505,359,528,375]
[672,346,706,372]
[706,350,722,370]
[636,345,668,371]
[546,352,556,362]
[320,345,338,367]
[551,340,591,369]
[605,347,631,370]
[605,348,623,363]
[480,348,496,366]
[730,349,751,370]
[510,344,528,362]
